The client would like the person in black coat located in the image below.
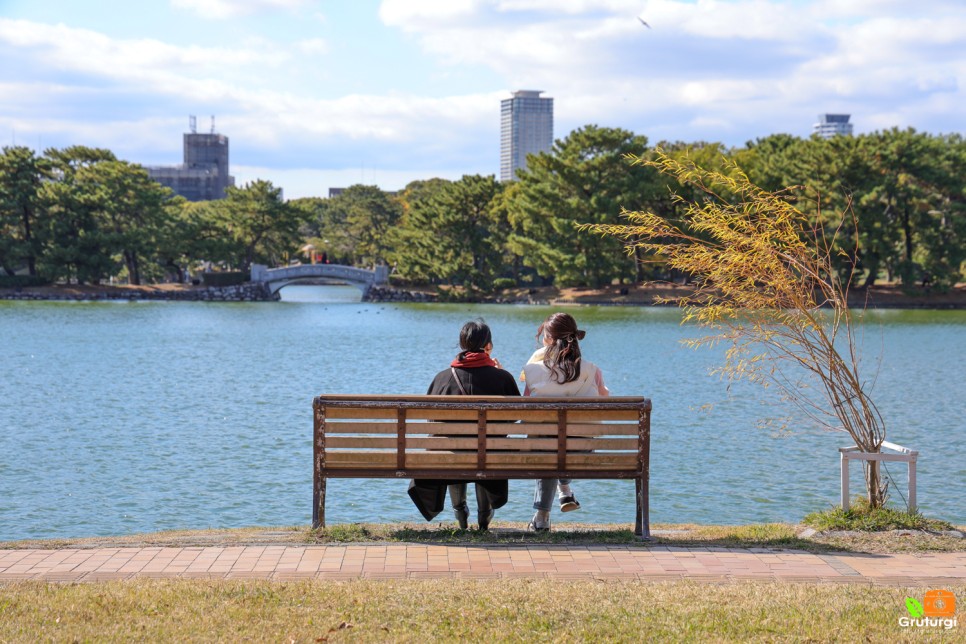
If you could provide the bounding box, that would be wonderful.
[408,319,520,530]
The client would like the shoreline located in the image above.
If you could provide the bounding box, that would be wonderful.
[2,282,966,309]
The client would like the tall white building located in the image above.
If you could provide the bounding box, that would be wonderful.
[500,90,553,182]
[813,114,853,139]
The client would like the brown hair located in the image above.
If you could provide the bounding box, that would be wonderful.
[537,312,586,384]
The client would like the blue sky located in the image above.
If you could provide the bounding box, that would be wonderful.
[1,0,964,198]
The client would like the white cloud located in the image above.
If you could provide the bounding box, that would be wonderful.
[170,0,312,20]
[378,0,966,141]
[2,1,964,200]
[296,38,328,55]
[0,19,290,84]
[379,0,480,27]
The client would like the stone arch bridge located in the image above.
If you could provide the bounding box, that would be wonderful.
[250,263,389,298]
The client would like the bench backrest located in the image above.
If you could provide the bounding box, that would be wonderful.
[314,395,651,480]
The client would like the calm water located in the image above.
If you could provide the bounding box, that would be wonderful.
[1,285,964,540]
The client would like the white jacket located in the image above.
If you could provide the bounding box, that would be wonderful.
[521,347,609,397]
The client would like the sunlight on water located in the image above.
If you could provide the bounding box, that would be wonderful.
[1,300,963,539]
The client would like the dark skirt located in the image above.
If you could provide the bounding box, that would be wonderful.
[407,479,509,521]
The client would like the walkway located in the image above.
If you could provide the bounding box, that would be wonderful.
[2,545,964,585]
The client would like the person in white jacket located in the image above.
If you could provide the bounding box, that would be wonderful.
[521,312,609,531]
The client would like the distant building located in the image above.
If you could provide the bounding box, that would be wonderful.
[500,90,553,182]
[146,117,235,201]
[813,114,854,139]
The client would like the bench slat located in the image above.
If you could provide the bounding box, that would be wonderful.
[487,437,638,451]
[322,421,639,437]
[512,423,639,436]
[324,421,512,435]
[324,451,638,469]
[323,408,642,422]
[325,408,639,422]
[325,436,639,451]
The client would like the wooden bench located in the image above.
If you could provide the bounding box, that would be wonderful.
[313,394,652,538]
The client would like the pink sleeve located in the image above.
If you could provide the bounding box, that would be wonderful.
[595,369,610,396]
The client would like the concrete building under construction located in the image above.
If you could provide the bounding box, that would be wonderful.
[147,117,235,201]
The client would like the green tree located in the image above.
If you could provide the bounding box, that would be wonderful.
[216,180,307,271]
[740,134,882,287]
[857,129,965,289]
[290,196,341,264]
[390,175,507,292]
[387,178,452,282]
[40,147,118,284]
[299,186,402,268]
[505,125,653,287]
[0,146,50,276]
[72,161,174,285]
[739,130,966,289]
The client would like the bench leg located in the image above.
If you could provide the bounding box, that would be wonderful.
[635,476,650,541]
[313,478,326,529]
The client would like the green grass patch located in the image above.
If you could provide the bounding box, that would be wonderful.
[314,523,642,545]
[803,498,954,532]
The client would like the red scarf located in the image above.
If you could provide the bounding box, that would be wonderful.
[451,352,496,369]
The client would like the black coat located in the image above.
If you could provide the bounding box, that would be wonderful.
[426,365,521,397]
[408,363,521,520]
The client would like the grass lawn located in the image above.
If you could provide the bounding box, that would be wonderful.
[2,578,963,642]
[2,522,963,641]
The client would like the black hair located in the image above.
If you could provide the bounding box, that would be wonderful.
[458,319,492,360]
[538,312,586,384]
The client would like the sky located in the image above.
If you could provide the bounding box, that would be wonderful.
[1,0,964,199]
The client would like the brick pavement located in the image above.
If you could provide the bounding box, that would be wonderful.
[2,544,964,585]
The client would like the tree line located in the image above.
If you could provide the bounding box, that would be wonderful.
[2,126,964,292]
[0,146,305,285]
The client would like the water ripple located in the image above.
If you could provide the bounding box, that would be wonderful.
[1,291,964,540]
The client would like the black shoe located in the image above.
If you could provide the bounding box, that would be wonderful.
[559,495,581,512]
[453,502,469,530]
[478,508,495,531]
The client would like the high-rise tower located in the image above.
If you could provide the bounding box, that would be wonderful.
[813,114,853,139]
[500,90,553,182]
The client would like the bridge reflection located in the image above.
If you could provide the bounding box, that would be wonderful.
[276,283,364,303]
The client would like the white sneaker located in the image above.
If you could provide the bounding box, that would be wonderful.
[528,511,551,532]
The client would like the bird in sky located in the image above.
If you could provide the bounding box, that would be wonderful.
[638,17,651,28]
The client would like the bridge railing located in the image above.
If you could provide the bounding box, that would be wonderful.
[250,263,389,288]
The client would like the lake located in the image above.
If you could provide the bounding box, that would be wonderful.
[1,285,963,540]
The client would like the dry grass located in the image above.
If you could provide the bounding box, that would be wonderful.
[0,525,312,550]
[3,524,963,640]
[5,522,963,555]
[1,578,962,642]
